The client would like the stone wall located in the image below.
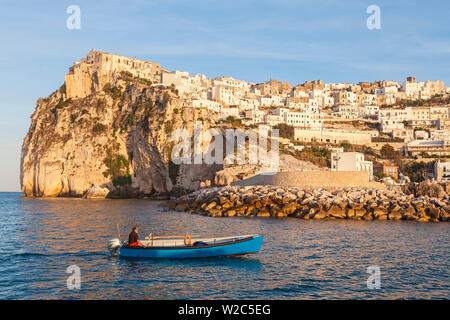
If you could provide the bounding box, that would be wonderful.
[294,128,373,145]
[169,185,449,222]
[232,171,385,189]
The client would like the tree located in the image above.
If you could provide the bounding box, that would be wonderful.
[274,123,294,139]
[341,140,353,152]
[380,144,396,159]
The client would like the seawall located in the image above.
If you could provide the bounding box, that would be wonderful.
[168,185,449,222]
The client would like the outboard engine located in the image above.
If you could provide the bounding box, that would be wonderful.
[108,238,121,256]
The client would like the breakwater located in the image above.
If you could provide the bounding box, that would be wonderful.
[168,185,450,222]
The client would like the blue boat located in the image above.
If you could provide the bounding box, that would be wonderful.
[108,234,264,259]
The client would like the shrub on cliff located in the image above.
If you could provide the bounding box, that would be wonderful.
[55,98,72,109]
[103,83,123,100]
[164,121,174,135]
[102,154,132,186]
[294,144,331,168]
[93,123,107,134]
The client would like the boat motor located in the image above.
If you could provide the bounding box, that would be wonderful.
[107,238,121,256]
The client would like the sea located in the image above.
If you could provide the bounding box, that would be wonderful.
[0,192,448,299]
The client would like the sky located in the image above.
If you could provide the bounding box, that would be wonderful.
[1,0,450,191]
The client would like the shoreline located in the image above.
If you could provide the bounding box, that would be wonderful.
[167,185,450,223]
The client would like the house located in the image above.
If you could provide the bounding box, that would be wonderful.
[374,163,398,179]
[330,151,373,178]
[406,139,450,156]
[434,161,450,182]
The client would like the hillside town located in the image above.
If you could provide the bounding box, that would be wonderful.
[65,50,450,185]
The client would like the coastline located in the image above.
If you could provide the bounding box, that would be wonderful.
[167,184,450,222]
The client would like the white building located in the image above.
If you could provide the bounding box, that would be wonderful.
[191,99,221,112]
[435,161,450,182]
[219,106,240,119]
[380,119,405,134]
[212,85,240,105]
[378,108,409,122]
[332,105,365,119]
[258,95,285,107]
[331,151,373,177]
[264,114,282,126]
[376,86,398,105]
[364,105,379,117]
[284,111,324,129]
[245,110,266,124]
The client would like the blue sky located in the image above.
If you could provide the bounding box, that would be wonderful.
[1,0,450,191]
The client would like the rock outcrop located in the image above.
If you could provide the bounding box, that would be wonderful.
[21,55,220,197]
[83,185,110,199]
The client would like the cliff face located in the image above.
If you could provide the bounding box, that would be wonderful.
[21,68,219,197]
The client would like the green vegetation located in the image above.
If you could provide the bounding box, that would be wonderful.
[341,140,353,152]
[168,144,180,185]
[103,83,123,100]
[92,123,107,134]
[102,153,132,187]
[143,100,155,118]
[274,123,294,139]
[126,114,136,126]
[294,144,331,168]
[400,161,433,182]
[163,92,172,104]
[375,171,387,179]
[372,137,404,143]
[164,121,174,135]
[137,78,153,86]
[396,95,450,107]
[418,153,450,159]
[119,71,153,86]
[223,116,244,128]
[380,144,399,160]
[95,98,106,113]
[55,98,72,109]
[120,71,133,79]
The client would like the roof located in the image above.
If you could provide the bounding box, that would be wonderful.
[407,140,444,147]
[374,163,398,168]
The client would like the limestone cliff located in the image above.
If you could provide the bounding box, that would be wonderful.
[21,64,219,197]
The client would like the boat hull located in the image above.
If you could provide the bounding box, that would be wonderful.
[119,235,264,259]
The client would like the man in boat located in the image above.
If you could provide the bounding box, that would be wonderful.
[128,226,143,247]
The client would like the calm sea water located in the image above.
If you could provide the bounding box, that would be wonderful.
[0,192,448,300]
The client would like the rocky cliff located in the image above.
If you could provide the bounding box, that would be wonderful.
[21,69,220,197]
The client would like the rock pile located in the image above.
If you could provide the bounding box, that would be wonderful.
[168,185,450,222]
[402,180,449,200]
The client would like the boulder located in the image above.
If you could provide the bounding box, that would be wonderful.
[313,210,327,220]
[373,208,388,219]
[257,207,270,217]
[327,205,346,219]
[282,202,299,216]
[83,185,110,199]
[388,212,402,221]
